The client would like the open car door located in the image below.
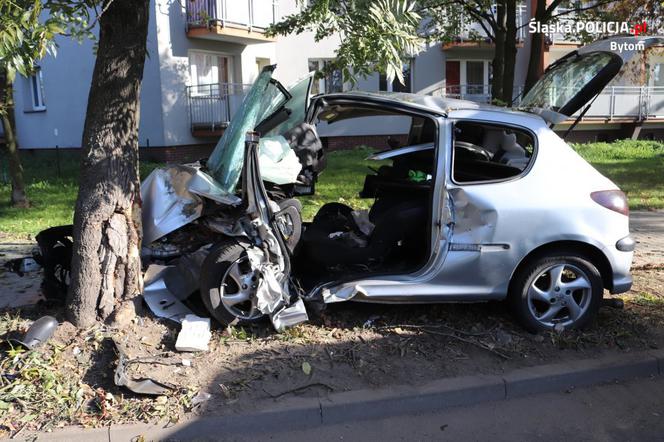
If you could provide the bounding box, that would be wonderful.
[520,36,664,119]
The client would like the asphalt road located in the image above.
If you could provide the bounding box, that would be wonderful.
[216,376,664,442]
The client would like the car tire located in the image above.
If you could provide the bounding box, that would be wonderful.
[508,251,604,333]
[200,239,265,326]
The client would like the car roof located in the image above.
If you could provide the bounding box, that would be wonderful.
[315,90,544,122]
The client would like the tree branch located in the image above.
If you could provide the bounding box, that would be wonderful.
[547,0,617,21]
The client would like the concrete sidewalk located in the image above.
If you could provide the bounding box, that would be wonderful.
[26,349,664,442]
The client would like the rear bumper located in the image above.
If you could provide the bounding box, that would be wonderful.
[603,235,633,294]
[611,274,633,294]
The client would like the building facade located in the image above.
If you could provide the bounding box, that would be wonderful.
[3,0,663,160]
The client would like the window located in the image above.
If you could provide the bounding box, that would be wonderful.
[189,51,231,95]
[308,59,343,94]
[466,61,484,94]
[445,60,490,99]
[28,68,46,111]
[649,63,664,87]
[379,62,412,93]
[452,121,535,183]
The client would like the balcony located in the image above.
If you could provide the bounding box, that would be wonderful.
[434,84,664,121]
[442,4,528,49]
[187,83,251,138]
[568,86,664,121]
[186,0,278,44]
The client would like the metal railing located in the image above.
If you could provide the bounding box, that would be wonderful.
[187,83,252,132]
[449,4,528,42]
[577,86,664,120]
[186,0,279,31]
[433,84,664,120]
[434,84,524,105]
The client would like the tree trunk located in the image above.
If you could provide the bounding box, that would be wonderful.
[491,0,507,103]
[67,0,149,327]
[0,69,29,208]
[502,0,518,104]
[524,0,547,94]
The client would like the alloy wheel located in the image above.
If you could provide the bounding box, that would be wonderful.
[527,263,593,328]
[219,256,262,320]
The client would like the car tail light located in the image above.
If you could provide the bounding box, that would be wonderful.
[591,190,629,216]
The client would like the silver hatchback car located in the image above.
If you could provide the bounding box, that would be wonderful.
[142,36,661,332]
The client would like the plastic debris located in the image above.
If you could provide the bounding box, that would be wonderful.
[11,316,58,349]
[142,265,195,323]
[4,257,42,277]
[192,391,212,406]
[270,298,309,332]
[113,341,172,396]
[175,315,212,352]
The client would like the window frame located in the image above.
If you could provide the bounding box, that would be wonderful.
[449,118,539,186]
[26,67,46,112]
[379,61,413,93]
[308,58,343,94]
[188,50,234,96]
[445,59,491,94]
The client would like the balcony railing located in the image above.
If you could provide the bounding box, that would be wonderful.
[186,0,278,31]
[574,86,664,120]
[434,84,664,120]
[447,4,528,43]
[187,83,252,135]
[435,84,524,105]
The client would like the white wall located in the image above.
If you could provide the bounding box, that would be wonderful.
[14,0,169,149]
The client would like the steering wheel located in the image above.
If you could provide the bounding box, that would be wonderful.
[455,142,492,161]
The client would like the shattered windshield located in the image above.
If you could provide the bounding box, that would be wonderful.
[264,72,314,137]
[206,68,287,194]
[520,52,616,115]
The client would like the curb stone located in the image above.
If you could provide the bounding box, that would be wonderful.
[28,350,664,442]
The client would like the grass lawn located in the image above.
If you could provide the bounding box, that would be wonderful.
[571,140,664,210]
[1,140,662,238]
[0,151,160,238]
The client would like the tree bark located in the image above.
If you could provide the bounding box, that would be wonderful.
[67,0,149,327]
[491,0,507,103]
[524,0,548,93]
[0,69,29,208]
[501,0,517,104]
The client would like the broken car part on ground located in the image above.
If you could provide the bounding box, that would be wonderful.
[8,36,664,338]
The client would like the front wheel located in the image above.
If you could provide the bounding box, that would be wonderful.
[200,240,265,326]
[508,252,604,332]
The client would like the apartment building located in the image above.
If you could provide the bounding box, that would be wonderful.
[2,0,662,160]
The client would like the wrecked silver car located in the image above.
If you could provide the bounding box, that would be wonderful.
[138,36,664,333]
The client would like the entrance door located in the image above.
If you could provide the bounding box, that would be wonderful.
[445,61,460,98]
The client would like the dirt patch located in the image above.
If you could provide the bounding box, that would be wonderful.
[1,269,663,435]
[1,211,663,435]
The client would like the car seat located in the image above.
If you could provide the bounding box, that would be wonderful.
[296,197,428,270]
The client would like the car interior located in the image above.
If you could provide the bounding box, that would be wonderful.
[452,121,535,183]
[289,105,438,289]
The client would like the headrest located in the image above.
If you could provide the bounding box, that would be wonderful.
[501,132,519,152]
